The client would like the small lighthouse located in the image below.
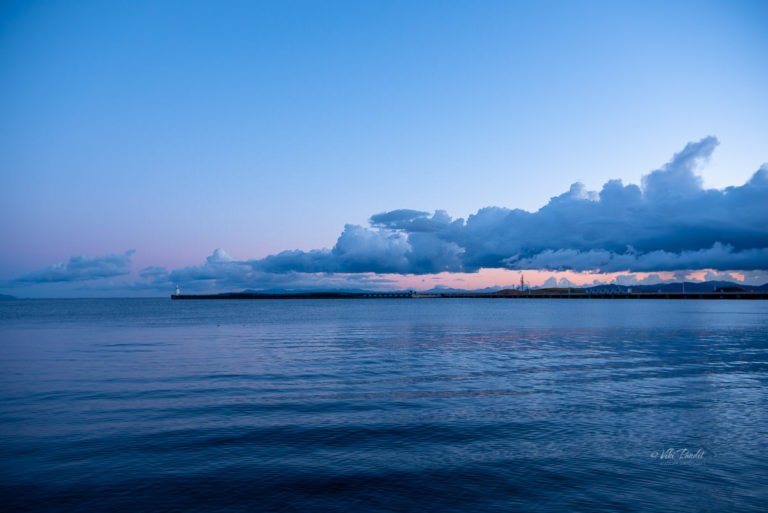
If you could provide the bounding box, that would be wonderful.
[174,285,181,296]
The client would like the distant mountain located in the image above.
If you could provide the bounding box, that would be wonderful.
[0,294,17,300]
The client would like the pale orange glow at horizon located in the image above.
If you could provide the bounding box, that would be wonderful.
[381,268,747,291]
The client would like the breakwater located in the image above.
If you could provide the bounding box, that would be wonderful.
[171,291,768,300]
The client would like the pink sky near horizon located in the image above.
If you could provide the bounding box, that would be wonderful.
[383,269,748,291]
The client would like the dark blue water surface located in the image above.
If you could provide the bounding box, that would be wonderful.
[1,298,767,512]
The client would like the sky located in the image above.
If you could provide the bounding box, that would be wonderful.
[1,0,767,297]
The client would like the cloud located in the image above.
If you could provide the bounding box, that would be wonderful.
[257,223,464,275]
[541,276,578,288]
[135,248,399,293]
[503,244,768,273]
[225,136,766,276]
[703,271,744,282]
[369,209,458,232]
[8,137,767,296]
[15,250,135,283]
[642,136,717,201]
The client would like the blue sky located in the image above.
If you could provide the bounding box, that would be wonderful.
[1,0,767,296]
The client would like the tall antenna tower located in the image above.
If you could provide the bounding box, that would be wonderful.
[520,273,525,291]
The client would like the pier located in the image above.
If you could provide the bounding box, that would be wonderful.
[172,291,768,300]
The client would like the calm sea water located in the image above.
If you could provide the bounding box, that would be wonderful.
[1,298,767,512]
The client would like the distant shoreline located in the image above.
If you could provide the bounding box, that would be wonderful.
[171,291,768,300]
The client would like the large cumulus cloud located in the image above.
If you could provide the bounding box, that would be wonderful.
[256,223,464,275]
[230,136,766,276]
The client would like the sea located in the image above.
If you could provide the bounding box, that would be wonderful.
[0,298,766,512]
